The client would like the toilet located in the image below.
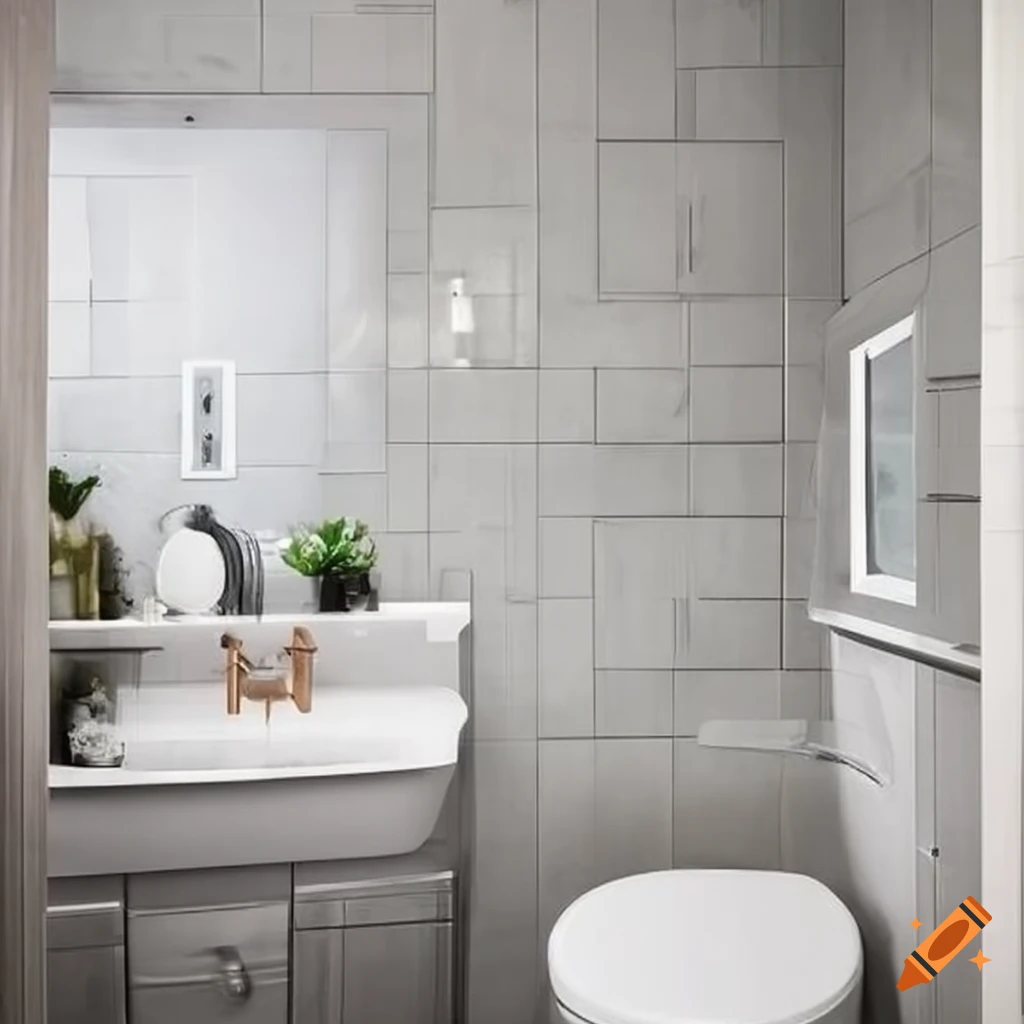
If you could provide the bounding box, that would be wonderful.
[548,870,862,1024]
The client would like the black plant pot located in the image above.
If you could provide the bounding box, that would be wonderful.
[319,572,373,613]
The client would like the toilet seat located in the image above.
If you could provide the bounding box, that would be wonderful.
[548,870,862,1024]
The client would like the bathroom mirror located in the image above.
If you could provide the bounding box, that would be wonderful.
[46,95,428,606]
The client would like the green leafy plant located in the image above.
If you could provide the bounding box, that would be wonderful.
[281,518,378,578]
[49,466,101,522]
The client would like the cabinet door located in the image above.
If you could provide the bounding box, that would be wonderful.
[677,142,784,296]
[292,930,344,1024]
[48,947,125,1024]
[343,922,453,1024]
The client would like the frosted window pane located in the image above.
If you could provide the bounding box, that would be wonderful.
[865,338,915,581]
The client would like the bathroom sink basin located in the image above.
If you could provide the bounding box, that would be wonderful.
[48,686,468,876]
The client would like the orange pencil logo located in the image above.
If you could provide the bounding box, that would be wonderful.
[897,897,992,991]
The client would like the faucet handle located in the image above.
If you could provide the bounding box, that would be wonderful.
[220,633,242,650]
[284,626,317,655]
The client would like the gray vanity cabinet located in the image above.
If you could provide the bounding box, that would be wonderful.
[47,877,126,1024]
[292,862,454,1024]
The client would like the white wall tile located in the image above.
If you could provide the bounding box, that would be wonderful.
[689,298,783,366]
[673,740,782,869]
[598,142,678,296]
[49,378,179,455]
[48,303,91,378]
[311,13,432,93]
[595,596,677,670]
[540,370,594,443]
[540,599,595,738]
[595,671,673,737]
[596,370,688,444]
[689,444,784,516]
[431,207,537,367]
[327,131,388,371]
[323,370,386,474]
[540,445,689,517]
[321,474,388,527]
[48,176,90,302]
[388,274,429,369]
[55,0,261,92]
[386,444,428,533]
[677,599,781,669]
[375,532,430,601]
[387,369,428,444]
[540,518,593,599]
[237,373,325,467]
[434,0,535,207]
[689,367,782,442]
[262,14,312,92]
[675,0,762,68]
[674,671,780,736]
[597,0,676,141]
[429,369,537,443]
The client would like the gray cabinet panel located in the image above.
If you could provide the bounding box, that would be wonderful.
[48,947,124,1024]
[924,228,982,381]
[343,922,452,1024]
[292,930,343,1024]
[677,142,783,297]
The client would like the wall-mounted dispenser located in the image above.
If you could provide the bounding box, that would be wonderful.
[181,360,236,480]
[449,277,474,367]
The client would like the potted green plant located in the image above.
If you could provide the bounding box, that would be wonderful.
[49,466,102,620]
[280,517,378,613]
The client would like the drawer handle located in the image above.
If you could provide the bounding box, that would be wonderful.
[209,945,252,1003]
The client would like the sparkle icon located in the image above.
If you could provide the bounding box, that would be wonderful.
[969,950,991,971]
[910,918,922,931]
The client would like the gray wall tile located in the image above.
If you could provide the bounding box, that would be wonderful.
[763,0,842,66]
[689,444,784,516]
[677,599,781,669]
[540,370,595,443]
[540,445,689,518]
[689,298,783,367]
[387,369,428,443]
[598,0,676,141]
[675,0,761,68]
[429,369,538,443]
[539,518,593,599]
[539,600,595,738]
[466,742,539,1024]
[322,473,388,527]
[689,367,783,443]
[595,671,674,737]
[596,370,688,444]
[673,740,782,869]
[386,444,428,533]
[674,671,780,737]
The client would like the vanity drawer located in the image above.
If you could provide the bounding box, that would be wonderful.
[126,865,290,1024]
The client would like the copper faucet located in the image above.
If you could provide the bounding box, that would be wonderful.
[220,628,318,721]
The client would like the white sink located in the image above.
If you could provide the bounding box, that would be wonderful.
[48,687,468,877]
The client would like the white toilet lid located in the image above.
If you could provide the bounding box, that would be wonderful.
[548,870,862,1024]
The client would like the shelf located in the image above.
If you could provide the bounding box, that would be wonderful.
[49,603,472,651]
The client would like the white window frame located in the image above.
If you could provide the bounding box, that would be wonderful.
[849,313,917,607]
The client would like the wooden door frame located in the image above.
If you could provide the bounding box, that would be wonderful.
[0,1,52,1022]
